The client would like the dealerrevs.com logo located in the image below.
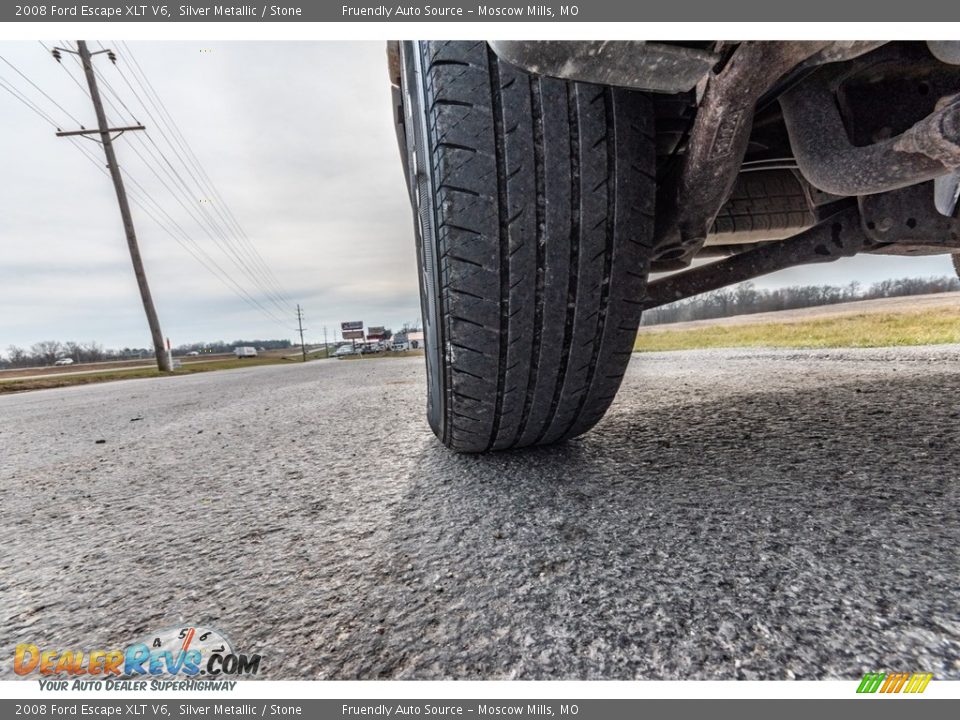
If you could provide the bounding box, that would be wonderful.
[14,626,261,689]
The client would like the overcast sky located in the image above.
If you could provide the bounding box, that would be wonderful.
[0,41,956,352]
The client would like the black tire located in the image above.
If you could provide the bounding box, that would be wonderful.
[398,41,656,452]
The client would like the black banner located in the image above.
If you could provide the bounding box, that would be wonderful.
[1,699,959,719]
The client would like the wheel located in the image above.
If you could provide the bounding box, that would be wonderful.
[398,41,656,452]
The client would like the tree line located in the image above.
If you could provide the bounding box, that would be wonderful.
[0,339,292,369]
[4,276,955,366]
[641,275,960,326]
[172,339,292,355]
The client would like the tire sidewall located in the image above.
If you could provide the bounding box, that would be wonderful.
[400,41,446,441]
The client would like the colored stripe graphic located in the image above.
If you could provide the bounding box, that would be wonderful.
[857,672,932,694]
[904,673,933,693]
[857,673,885,693]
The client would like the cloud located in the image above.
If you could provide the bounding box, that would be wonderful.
[0,41,419,350]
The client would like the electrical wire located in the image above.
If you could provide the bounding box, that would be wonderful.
[67,137,296,331]
[112,40,294,310]
[105,50,294,318]
[0,74,63,128]
[66,39,295,321]
[0,53,296,332]
[0,52,82,126]
[39,41,91,100]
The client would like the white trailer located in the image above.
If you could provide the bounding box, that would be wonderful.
[234,346,258,358]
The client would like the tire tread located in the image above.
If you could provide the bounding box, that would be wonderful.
[411,41,655,452]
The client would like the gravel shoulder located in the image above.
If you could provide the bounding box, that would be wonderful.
[1,348,958,680]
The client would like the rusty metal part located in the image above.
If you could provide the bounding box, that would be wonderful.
[928,41,960,65]
[694,242,775,258]
[781,77,960,196]
[487,41,719,93]
[894,94,960,165]
[753,42,889,115]
[387,41,402,86]
[652,41,832,265]
[804,41,888,67]
[643,206,870,310]
[935,170,960,216]
[859,181,960,248]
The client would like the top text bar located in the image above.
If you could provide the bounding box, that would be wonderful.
[4,1,960,22]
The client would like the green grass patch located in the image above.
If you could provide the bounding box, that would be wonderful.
[634,307,960,353]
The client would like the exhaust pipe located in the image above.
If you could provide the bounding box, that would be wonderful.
[780,77,960,196]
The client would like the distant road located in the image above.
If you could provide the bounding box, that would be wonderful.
[0,349,320,382]
[2,348,957,679]
[0,353,234,379]
[638,290,960,333]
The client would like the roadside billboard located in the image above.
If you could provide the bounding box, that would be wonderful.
[341,321,364,340]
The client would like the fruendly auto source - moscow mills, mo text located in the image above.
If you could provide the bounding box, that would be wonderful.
[341,5,578,18]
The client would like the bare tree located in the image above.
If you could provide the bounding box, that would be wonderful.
[30,341,63,366]
[82,341,105,362]
[5,345,29,367]
[642,275,960,326]
[64,341,83,363]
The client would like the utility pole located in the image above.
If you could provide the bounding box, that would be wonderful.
[323,326,328,358]
[296,305,307,362]
[55,41,170,372]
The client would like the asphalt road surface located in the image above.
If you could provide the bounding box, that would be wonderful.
[2,347,959,680]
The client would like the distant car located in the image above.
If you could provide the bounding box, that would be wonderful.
[392,341,410,352]
[234,346,258,359]
[334,345,359,358]
[186,351,200,356]
[54,358,74,366]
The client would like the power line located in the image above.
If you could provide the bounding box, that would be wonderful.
[91,77,290,317]
[57,100,296,331]
[67,132,296,331]
[119,154,297,329]
[66,40,295,324]
[141,131,294,317]
[113,40,294,310]
[114,41,286,291]
[0,52,82,126]
[40,41,91,100]
[0,47,295,335]
[0,74,63,128]
[100,46,294,318]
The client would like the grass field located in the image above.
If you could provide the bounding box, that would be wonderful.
[634,306,960,353]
